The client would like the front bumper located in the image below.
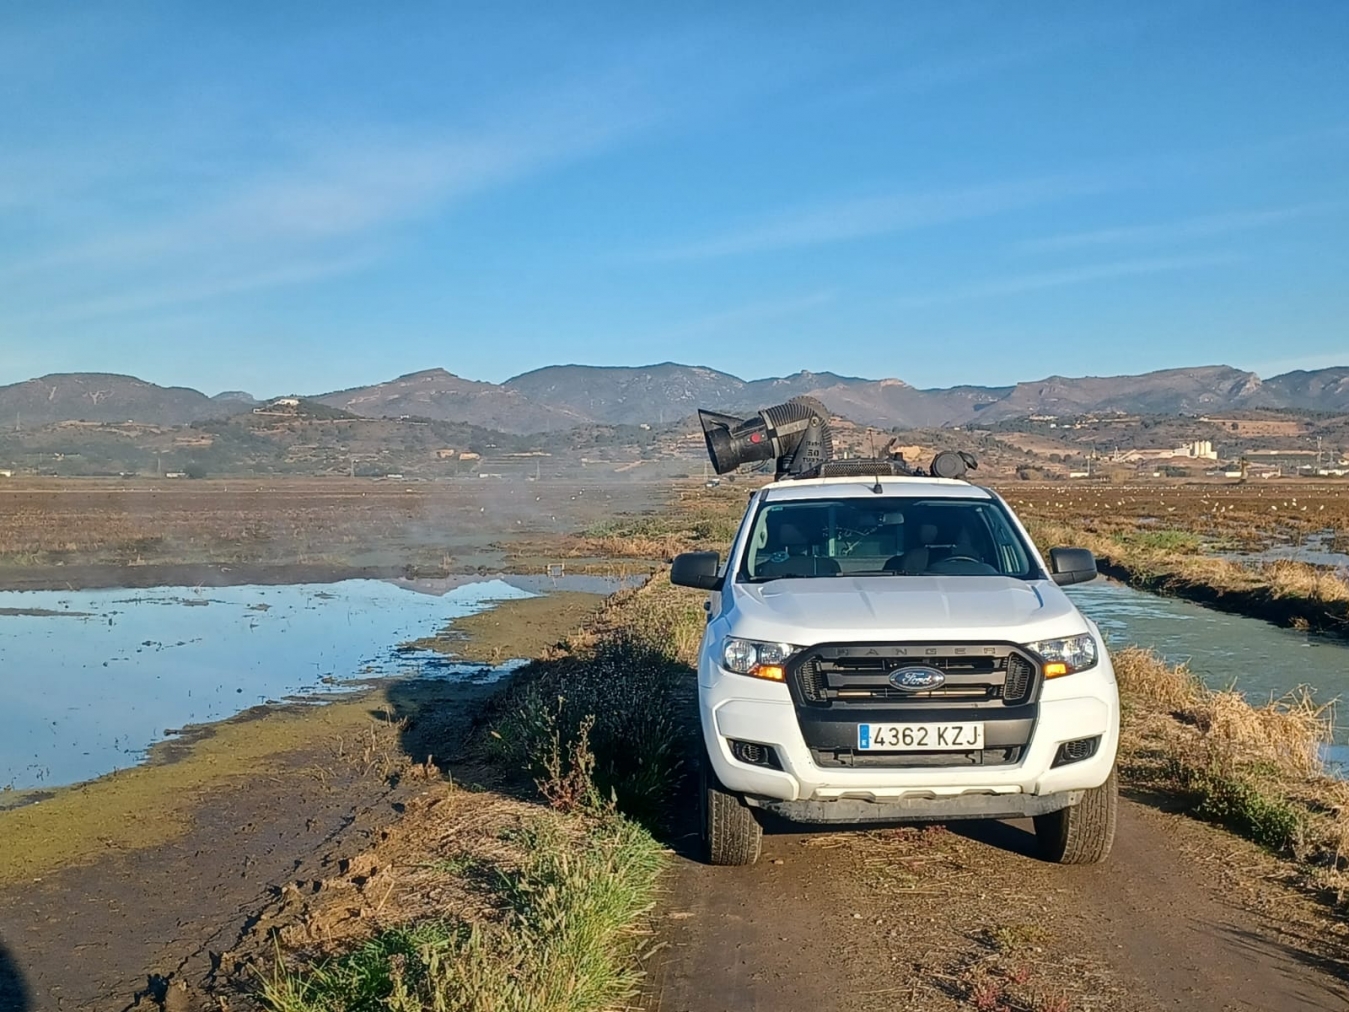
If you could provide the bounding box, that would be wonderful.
[700,655,1119,820]
[746,790,1083,824]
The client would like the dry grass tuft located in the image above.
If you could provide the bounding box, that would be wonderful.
[1192,686,1330,778]
[1112,645,1203,712]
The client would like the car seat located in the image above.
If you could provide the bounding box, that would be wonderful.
[883,522,938,574]
[755,522,840,579]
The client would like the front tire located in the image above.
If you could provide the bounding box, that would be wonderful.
[1034,767,1118,865]
[701,762,762,866]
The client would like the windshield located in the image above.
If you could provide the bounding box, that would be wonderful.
[737,496,1039,581]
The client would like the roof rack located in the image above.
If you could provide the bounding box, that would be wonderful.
[794,458,924,480]
[788,450,978,482]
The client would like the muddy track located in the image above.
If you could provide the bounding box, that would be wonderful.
[0,738,420,1011]
[652,798,1349,1012]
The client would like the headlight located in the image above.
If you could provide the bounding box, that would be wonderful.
[1026,633,1098,677]
[721,638,799,681]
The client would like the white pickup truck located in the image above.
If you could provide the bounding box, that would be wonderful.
[671,471,1118,866]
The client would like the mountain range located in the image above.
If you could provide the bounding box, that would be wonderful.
[2,363,1346,434]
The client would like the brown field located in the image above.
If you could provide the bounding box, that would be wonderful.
[997,481,1349,551]
[0,476,672,586]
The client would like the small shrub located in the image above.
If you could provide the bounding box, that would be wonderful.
[535,711,604,814]
[1172,762,1307,853]
[484,634,695,826]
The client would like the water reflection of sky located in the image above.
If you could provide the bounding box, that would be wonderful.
[0,579,541,793]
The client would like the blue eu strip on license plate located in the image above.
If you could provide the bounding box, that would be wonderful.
[859,724,871,749]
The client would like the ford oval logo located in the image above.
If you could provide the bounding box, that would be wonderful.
[888,666,946,692]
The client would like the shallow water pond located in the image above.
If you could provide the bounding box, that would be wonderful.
[0,577,625,793]
[1221,528,1349,572]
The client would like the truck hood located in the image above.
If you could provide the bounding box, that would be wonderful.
[727,576,1088,645]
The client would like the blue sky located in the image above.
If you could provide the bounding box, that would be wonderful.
[1,1,1346,396]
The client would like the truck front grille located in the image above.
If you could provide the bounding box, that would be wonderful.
[790,643,1039,708]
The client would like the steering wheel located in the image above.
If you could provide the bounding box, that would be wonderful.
[944,555,983,564]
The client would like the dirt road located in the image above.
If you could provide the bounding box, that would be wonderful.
[653,797,1349,1012]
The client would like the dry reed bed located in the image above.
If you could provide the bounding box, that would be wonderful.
[1114,646,1349,894]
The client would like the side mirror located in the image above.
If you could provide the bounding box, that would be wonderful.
[671,551,723,591]
[1049,547,1097,586]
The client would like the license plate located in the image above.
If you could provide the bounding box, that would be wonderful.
[857,722,984,751]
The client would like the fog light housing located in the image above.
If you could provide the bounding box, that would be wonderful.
[1052,735,1101,767]
[730,740,782,769]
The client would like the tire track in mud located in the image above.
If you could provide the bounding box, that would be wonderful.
[653,801,1349,1012]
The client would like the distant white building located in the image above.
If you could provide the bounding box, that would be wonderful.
[254,396,302,415]
[1174,440,1218,460]
[1116,439,1219,464]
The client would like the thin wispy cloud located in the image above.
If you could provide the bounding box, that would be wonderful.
[654,174,1120,260]
[0,65,664,324]
[650,290,837,341]
[1022,203,1338,253]
[816,7,1165,110]
[894,253,1239,308]
[25,252,383,327]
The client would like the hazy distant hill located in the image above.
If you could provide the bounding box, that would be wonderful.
[498,362,1336,429]
[502,365,1007,428]
[503,363,750,425]
[1252,367,1349,412]
[314,368,588,434]
[4,362,1348,434]
[0,373,229,428]
[211,390,259,410]
[969,366,1268,422]
[502,364,885,425]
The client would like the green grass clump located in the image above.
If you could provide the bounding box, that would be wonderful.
[1120,529,1204,553]
[260,814,663,1012]
[1168,760,1306,853]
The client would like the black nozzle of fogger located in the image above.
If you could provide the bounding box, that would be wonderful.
[698,410,776,474]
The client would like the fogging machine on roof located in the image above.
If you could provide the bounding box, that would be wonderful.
[697,396,977,481]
